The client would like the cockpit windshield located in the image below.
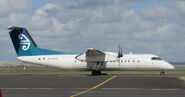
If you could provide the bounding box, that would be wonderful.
[151,57,162,60]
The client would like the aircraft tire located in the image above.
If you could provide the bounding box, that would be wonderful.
[160,71,165,75]
[92,70,101,75]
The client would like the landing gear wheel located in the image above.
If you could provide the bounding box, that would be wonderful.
[91,70,101,75]
[160,71,165,75]
[96,71,101,75]
[92,70,96,75]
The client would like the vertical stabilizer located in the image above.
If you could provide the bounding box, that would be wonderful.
[8,27,38,56]
[8,26,74,56]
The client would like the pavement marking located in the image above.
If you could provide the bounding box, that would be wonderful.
[102,88,183,91]
[101,88,143,90]
[151,89,181,91]
[70,75,118,97]
[1,88,183,91]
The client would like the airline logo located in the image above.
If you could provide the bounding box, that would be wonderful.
[18,34,31,51]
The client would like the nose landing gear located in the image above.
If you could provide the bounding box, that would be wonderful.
[160,71,165,75]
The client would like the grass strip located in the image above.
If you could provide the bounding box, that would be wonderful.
[0,71,184,75]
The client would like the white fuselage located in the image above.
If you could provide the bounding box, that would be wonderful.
[17,52,174,71]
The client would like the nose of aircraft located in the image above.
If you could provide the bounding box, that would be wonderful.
[168,64,175,69]
[165,62,175,70]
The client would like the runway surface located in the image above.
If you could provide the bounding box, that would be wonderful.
[0,74,185,97]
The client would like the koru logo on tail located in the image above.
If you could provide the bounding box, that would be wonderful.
[18,34,31,51]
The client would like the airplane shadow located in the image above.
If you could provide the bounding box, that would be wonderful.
[87,73,108,76]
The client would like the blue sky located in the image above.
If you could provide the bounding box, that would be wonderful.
[1,0,185,62]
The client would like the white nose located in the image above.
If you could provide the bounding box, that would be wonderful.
[165,62,175,70]
[168,65,175,69]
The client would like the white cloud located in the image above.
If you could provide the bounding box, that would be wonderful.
[9,13,29,26]
[0,0,32,16]
[174,1,185,13]
[35,3,58,17]
[141,5,177,19]
[1,0,185,62]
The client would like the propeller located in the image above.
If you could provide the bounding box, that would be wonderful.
[118,45,123,58]
[118,45,123,67]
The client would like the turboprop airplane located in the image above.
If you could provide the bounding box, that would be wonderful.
[8,26,174,75]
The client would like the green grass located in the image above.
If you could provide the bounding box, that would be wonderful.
[0,66,184,75]
[0,71,90,75]
[179,76,185,81]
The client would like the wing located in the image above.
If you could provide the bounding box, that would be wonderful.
[75,48,117,62]
[86,48,105,56]
[75,48,118,71]
[75,48,105,61]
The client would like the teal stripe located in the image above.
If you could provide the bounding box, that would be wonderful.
[18,48,78,56]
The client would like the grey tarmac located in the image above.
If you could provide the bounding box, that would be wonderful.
[0,74,184,97]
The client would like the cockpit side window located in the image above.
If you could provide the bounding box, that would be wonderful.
[151,57,162,60]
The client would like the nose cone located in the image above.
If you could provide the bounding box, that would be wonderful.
[168,64,175,70]
[164,62,175,70]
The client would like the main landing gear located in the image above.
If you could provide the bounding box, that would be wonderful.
[160,71,165,75]
[92,70,102,75]
[91,61,103,75]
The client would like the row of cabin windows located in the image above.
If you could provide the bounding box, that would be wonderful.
[38,58,57,60]
[121,60,139,63]
[75,60,140,63]
[109,60,140,63]
[39,58,140,63]
[39,58,161,61]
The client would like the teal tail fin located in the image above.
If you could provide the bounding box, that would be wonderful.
[9,27,39,56]
[8,26,74,56]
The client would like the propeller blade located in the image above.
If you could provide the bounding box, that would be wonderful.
[118,45,123,58]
